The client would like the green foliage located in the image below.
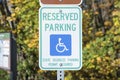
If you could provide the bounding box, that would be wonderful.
[0,0,41,79]
[0,70,9,80]
[82,36,119,79]
[11,0,40,79]
[65,0,120,79]
[114,0,120,8]
[0,0,120,80]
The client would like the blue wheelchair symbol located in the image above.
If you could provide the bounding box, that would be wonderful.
[50,35,71,56]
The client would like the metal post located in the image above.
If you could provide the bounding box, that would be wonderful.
[10,70,17,80]
[10,71,13,80]
[10,71,17,80]
[57,70,64,80]
[10,33,17,80]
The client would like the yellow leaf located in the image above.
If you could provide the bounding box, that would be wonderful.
[86,44,90,49]
[95,31,103,37]
[104,21,112,27]
[97,57,102,63]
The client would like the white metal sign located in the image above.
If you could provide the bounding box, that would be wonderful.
[0,33,11,70]
[39,6,82,70]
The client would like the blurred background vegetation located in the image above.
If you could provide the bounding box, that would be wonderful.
[0,0,120,80]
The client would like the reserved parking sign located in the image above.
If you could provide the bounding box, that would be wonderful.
[39,6,82,70]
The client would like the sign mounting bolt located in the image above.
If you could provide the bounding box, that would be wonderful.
[60,63,63,67]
